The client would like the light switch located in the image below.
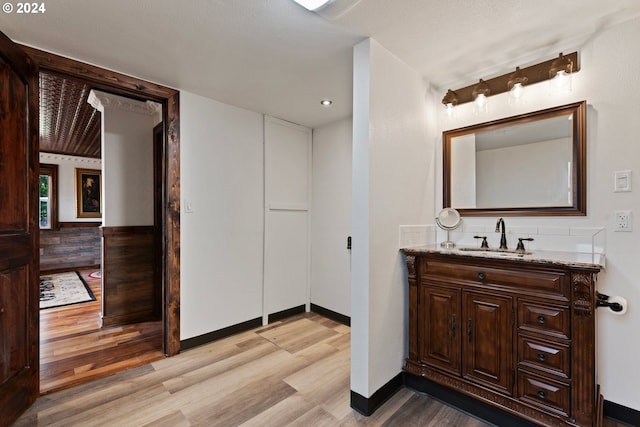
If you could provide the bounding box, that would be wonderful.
[184,199,194,213]
[614,170,632,192]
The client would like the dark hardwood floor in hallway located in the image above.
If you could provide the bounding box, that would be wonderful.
[39,268,163,394]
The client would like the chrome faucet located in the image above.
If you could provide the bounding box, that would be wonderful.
[495,218,507,249]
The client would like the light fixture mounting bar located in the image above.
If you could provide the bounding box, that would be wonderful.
[445,52,579,106]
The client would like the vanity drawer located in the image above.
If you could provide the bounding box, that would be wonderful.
[421,260,568,297]
[518,301,570,339]
[518,335,570,379]
[518,370,570,417]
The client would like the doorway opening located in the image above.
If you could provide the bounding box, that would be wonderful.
[24,45,181,393]
[38,75,167,392]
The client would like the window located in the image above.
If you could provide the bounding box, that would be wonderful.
[39,164,58,229]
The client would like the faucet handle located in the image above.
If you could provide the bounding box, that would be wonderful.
[516,237,534,251]
[474,235,489,248]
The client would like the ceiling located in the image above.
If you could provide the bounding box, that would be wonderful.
[3,0,640,138]
[39,72,102,158]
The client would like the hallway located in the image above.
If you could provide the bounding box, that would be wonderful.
[39,269,163,394]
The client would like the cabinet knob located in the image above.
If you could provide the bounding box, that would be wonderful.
[537,315,546,324]
[537,353,547,362]
[477,272,486,280]
[537,390,547,399]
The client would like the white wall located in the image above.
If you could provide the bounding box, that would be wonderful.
[179,91,265,340]
[39,153,101,222]
[90,91,157,227]
[311,117,352,316]
[103,106,154,226]
[351,38,436,397]
[434,17,640,410]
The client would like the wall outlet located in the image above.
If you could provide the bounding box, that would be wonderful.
[614,210,632,231]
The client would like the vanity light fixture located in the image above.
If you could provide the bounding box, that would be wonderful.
[441,51,579,111]
[292,0,331,11]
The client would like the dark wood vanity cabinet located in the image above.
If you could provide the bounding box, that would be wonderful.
[402,250,602,427]
[422,286,514,394]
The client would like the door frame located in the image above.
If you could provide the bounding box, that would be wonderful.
[23,45,181,356]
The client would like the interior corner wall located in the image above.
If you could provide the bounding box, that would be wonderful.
[434,16,640,411]
[311,117,352,317]
[179,91,264,340]
[351,38,436,398]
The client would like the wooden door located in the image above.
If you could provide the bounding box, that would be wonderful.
[420,284,460,375]
[0,31,40,426]
[462,290,513,395]
[263,116,312,320]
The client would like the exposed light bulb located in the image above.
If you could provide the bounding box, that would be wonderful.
[510,82,524,99]
[445,102,455,118]
[550,70,572,93]
[473,93,488,114]
[508,82,526,106]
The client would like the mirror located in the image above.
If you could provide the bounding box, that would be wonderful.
[435,207,461,248]
[443,101,586,216]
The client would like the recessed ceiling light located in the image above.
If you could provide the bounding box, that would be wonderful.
[292,0,331,11]
[320,99,333,107]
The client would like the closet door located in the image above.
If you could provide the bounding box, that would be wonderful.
[263,116,311,320]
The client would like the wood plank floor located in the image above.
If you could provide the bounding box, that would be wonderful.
[18,311,630,426]
[39,268,163,394]
[21,312,490,426]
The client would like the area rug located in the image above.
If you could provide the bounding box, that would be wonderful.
[40,272,96,310]
[88,270,102,279]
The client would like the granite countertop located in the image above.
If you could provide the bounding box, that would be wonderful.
[401,244,605,269]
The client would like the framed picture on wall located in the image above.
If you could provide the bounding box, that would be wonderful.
[75,168,102,218]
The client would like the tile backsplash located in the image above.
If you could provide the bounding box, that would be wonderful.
[400,221,605,256]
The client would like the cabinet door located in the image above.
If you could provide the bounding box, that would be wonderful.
[462,291,513,395]
[420,285,460,375]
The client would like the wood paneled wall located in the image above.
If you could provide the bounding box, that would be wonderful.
[40,223,101,272]
[101,226,160,327]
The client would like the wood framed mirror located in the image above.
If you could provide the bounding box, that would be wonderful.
[443,100,586,216]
